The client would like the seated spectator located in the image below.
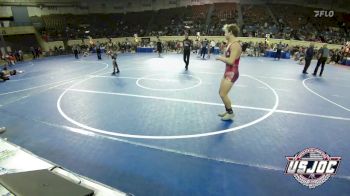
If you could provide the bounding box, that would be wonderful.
[4,54,16,66]
[0,66,23,81]
[0,127,5,134]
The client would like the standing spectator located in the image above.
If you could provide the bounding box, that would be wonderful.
[30,46,35,59]
[35,47,40,59]
[176,41,181,54]
[73,45,79,59]
[18,49,23,61]
[38,47,42,56]
[329,50,338,64]
[209,40,216,57]
[156,37,163,58]
[275,42,283,60]
[54,46,58,55]
[201,38,208,59]
[58,46,64,55]
[14,50,20,61]
[96,41,102,60]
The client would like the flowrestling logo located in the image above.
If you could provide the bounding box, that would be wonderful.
[314,10,334,17]
[285,148,341,188]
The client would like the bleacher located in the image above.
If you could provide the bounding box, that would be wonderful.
[215,3,237,19]
[209,3,238,35]
[241,5,271,25]
[22,3,349,44]
[269,4,348,43]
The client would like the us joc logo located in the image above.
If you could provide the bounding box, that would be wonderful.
[285,148,341,188]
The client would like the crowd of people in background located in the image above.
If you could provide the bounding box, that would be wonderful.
[35,3,349,46]
[0,46,43,67]
[0,50,24,66]
[1,31,349,82]
[3,37,349,65]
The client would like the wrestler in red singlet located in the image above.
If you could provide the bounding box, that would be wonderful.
[215,23,242,121]
[224,43,240,83]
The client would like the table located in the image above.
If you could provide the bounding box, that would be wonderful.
[341,58,350,66]
[213,47,220,55]
[136,47,153,53]
[264,50,291,59]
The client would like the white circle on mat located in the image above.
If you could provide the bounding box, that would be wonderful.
[57,74,279,140]
[136,73,202,91]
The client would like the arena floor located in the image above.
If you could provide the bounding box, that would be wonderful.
[0,53,349,195]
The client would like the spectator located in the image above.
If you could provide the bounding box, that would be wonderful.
[0,127,5,134]
[1,66,23,81]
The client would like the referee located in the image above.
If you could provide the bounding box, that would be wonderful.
[302,43,314,74]
[183,33,192,70]
[313,44,329,77]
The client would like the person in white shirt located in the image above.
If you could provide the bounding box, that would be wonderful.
[208,40,216,58]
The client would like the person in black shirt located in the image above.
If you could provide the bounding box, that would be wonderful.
[156,37,162,57]
[183,33,192,70]
[73,45,79,59]
[96,41,102,60]
[302,43,314,74]
[275,42,283,60]
[30,46,35,59]
[335,49,341,64]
